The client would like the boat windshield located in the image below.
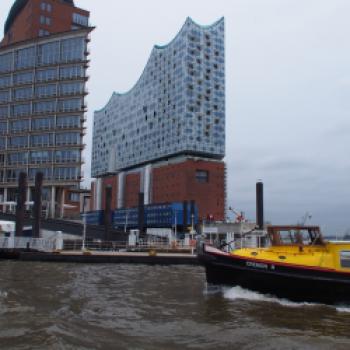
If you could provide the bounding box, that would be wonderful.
[267,226,324,246]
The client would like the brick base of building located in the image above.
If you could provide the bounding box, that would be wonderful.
[91,157,226,222]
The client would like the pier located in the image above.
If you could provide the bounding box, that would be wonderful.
[0,236,199,265]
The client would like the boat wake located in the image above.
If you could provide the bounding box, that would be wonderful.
[223,286,313,307]
[223,285,350,313]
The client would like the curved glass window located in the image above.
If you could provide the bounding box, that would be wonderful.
[36,68,57,82]
[54,167,80,180]
[0,53,13,73]
[33,100,56,114]
[15,47,36,69]
[58,98,82,112]
[0,106,8,119]
[13,87,32,100]
[0,76,11,88]
[7,152,28,165]
[0,122,7,134]
[30,151,52,164]
[37,41,60,65]
[35,84,57,98]
[0,90,10,103]
[56,115,80,128]
[31,117,54,130]
[29,167,52,180]
[30,133,54,147]
[55,132,80,145]
[55,149,80,162]
[8,136,28,148]
[10,120,30,132]
[12,103,31,117]
[59,82,83,96]
[60,65,83,80]
[61,37,85,63]
[14,71,34,85]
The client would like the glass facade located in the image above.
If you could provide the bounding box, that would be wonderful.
[92,17,225,176]
[0,30,90,184]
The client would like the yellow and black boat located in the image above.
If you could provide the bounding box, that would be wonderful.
[199,225,350,304]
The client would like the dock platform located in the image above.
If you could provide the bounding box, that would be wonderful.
[13,251,199,265]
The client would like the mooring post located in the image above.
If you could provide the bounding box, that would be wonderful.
[15,172,27,237]
[138,192,145,237]
[104,185,112,241]
[33,172,43,238]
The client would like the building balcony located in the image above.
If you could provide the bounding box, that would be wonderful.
[54,158,82,165]
[55,124,81,130]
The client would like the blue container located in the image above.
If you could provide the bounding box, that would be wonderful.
[81,210,103,225]
[112,202,199,229]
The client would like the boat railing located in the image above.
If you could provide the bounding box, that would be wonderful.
[225,231,269,251]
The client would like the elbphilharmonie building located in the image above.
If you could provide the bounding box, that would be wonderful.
[92,17,226,221]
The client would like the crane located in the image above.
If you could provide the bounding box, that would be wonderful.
[299,212,312,226]
[228,206,246,223]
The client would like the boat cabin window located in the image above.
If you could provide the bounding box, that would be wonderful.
[278,229,310,245]
[340,251,350,268]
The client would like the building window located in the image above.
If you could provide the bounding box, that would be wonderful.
[30,151,52,164]
[61,38,85,63]
[39,29,50,37]
[196,170,209,183]
[33,100,56,114]
[32,117,54,130]
[37,41,60,65]
[40,16,51,26]
[69,192,80,202]
[36,68,57,82]
[14,71,34,85]
[60,65,83,80]
[15,47,36,69]
[72,13,89,27]
[30,133,54,147]
[0,53,13,73]
[35,84,57,98]
[13,87,32,100]
[41,2,52,12]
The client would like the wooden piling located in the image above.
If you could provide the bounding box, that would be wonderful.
[33,172,43,238]
[15,172,27,237]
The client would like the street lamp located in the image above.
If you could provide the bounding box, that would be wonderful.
[124,209,129,233]
[81,195,87,251]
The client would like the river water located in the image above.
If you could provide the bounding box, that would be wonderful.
[0,262,349,349]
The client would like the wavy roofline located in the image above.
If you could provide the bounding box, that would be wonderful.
[95,17,224,113]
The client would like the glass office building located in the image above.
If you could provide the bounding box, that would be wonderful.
[0,0,92,217]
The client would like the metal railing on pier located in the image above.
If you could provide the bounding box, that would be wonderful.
[63,239,196,254]
[0,237,58,252]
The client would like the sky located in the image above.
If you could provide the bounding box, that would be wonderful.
[0,0,349,234]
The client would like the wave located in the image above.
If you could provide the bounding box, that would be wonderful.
[223,286,350,313]
[223,286,317,307]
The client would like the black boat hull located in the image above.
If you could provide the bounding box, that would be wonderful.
[199,245,350,305]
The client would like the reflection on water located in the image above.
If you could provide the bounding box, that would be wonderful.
[0,261,349,349]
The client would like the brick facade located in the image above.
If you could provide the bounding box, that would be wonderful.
[92,159,226,222]
[152,160,225,221]
[124,173,141,208]
[2,0,89,47]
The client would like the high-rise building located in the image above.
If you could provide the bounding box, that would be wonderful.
[92,17,226,222]
[0,0,93,218]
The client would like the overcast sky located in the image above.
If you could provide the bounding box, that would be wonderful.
[1,0,349,234]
